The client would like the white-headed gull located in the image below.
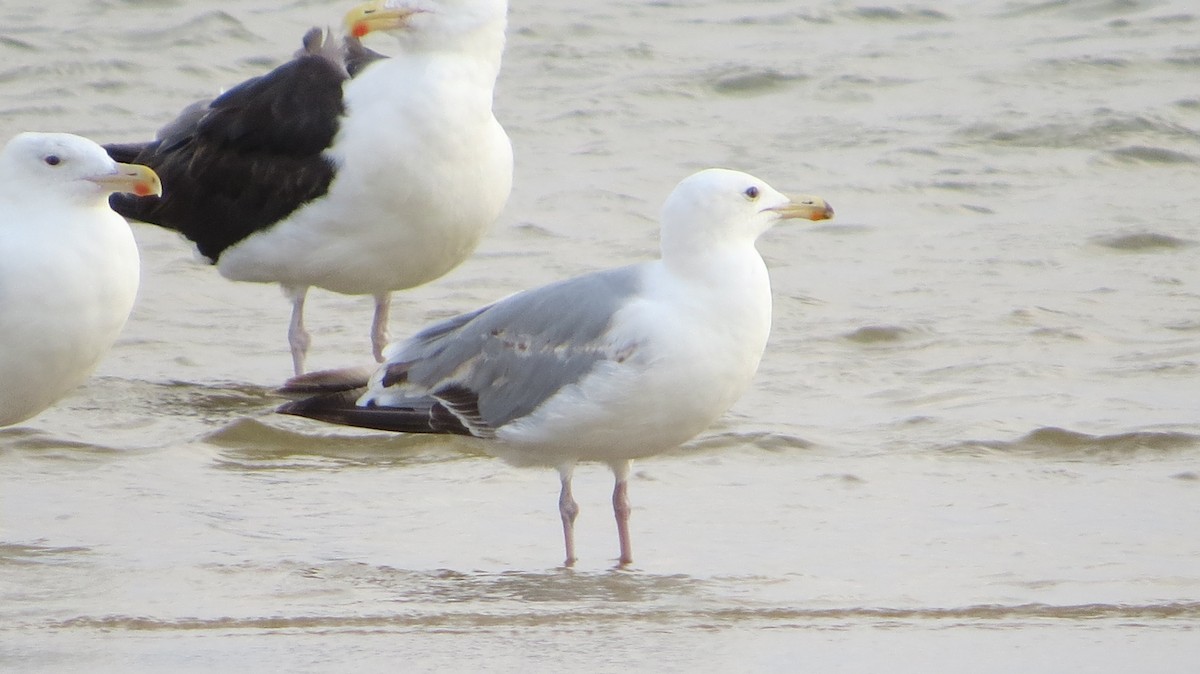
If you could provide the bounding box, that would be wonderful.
[0,132,160,427]
[280,168,834,566]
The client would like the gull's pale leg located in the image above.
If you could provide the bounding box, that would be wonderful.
[558,465,579,567]
[371,292,391,363]
[284,284,311,376]
[612,460,633,567]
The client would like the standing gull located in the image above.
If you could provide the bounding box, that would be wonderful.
[280,169,834,566]
[106,0,513,375]
[0,132,161,427]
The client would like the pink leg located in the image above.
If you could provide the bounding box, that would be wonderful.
[371,292,391,363]
[284,285,311,376]
[612,460,632,567]
[558,466,579,567]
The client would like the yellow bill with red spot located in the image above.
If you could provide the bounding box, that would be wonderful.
[769,195,834,221]
[89,162,163,198]
[344,0,423,39]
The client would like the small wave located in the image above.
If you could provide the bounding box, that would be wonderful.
[1039,55,1132,71]
[685,431,814,454]
[706,66,807,96]
[0,426,122,455]
[848,7,950,22]
[944,426,1200,460]
[209,418,478,470]
[999,1,1161,20]
[842,324,913,345]
[0,542,91,566]
[0,58,141,84]
[1164,42,1200,69]
[0,35,35,51]
[49,600,1200,633]
[116,11,260,48]
[1093,232,1194,252]
[1107,145,1200,164]
[83,377,281,424]
[511,221,568,238]
[959,114,1197,151]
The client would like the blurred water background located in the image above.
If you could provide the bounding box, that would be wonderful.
[1,0,1198,671]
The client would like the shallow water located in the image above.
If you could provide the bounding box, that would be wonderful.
[2,0,1199,671]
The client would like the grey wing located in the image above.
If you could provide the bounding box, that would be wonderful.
[368,265,646,433]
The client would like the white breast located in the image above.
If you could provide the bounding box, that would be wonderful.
[0,203,139,426]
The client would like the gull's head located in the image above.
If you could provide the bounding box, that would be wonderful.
[660,168,833,256]
[0,132,161,207]
[344,0,508,50]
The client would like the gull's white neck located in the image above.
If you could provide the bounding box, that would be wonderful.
[344,47,502,130]
[660,224,767,278]
[656,218,774,353]
[354,19,506,99]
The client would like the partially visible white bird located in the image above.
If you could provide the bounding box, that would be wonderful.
[107,0,514,376]
[280,169,834,567]
[0,132,160,427]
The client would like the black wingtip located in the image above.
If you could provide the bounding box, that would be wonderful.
[278,389,480,437]
[276,388,356,415]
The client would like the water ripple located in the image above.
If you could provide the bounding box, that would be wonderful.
[842,324,916,345]
[49,601,1200,632]
[960,113,1199,150]
[849,7,950,22]
[686,431,814,453]
[1093,232,1194,251]
[0,542,91,566]
[1107,145,1200,164]
[706,65,807,95]
[115,11,260,48]
[943,426,1200,460]
[210,418,479,470]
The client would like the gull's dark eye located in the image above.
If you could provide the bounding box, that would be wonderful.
[45,155,61,166]
[743,185,759,200]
